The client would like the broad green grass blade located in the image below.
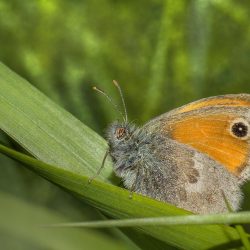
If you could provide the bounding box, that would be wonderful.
[0,62,245,249]
[0,62,112,181]
[0,143,244,250]
[0,191,128,250]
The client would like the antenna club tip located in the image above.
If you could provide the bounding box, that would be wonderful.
[92,86,97,90]
[112,80,119,86]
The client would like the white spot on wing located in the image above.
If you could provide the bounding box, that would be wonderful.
[185,152,206,193]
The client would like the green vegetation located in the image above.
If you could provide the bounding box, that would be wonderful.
[0,1,250,249]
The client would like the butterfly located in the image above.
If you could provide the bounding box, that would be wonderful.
[94,81,250,214]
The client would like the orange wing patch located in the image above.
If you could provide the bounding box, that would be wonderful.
[169,115,249,175]
[176,98,250,114]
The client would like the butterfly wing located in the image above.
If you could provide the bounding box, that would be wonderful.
[131,131,242,214]
[144,94,250,180]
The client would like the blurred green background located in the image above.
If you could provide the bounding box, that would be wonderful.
[0,0,250,249]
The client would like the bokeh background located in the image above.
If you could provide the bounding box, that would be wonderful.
[0,1,250,249]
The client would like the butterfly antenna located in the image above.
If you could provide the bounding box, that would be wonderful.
[93,86,126,122]
[113,80,128,123]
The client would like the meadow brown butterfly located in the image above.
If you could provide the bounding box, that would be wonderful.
[94,81,250,214]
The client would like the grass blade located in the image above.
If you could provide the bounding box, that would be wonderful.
[46,212,250,228]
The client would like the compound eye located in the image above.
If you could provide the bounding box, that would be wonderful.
[115,127,126,140]
[230,119,249,140]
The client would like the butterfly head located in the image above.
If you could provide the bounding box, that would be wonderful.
[106,121,136,147]
[93,81,138,173]
[105,120,141,181]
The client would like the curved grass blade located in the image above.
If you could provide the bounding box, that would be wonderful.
[0,62,112,181]
[46,212,250,228]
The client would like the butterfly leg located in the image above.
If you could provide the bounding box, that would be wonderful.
[88,149,109,184]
